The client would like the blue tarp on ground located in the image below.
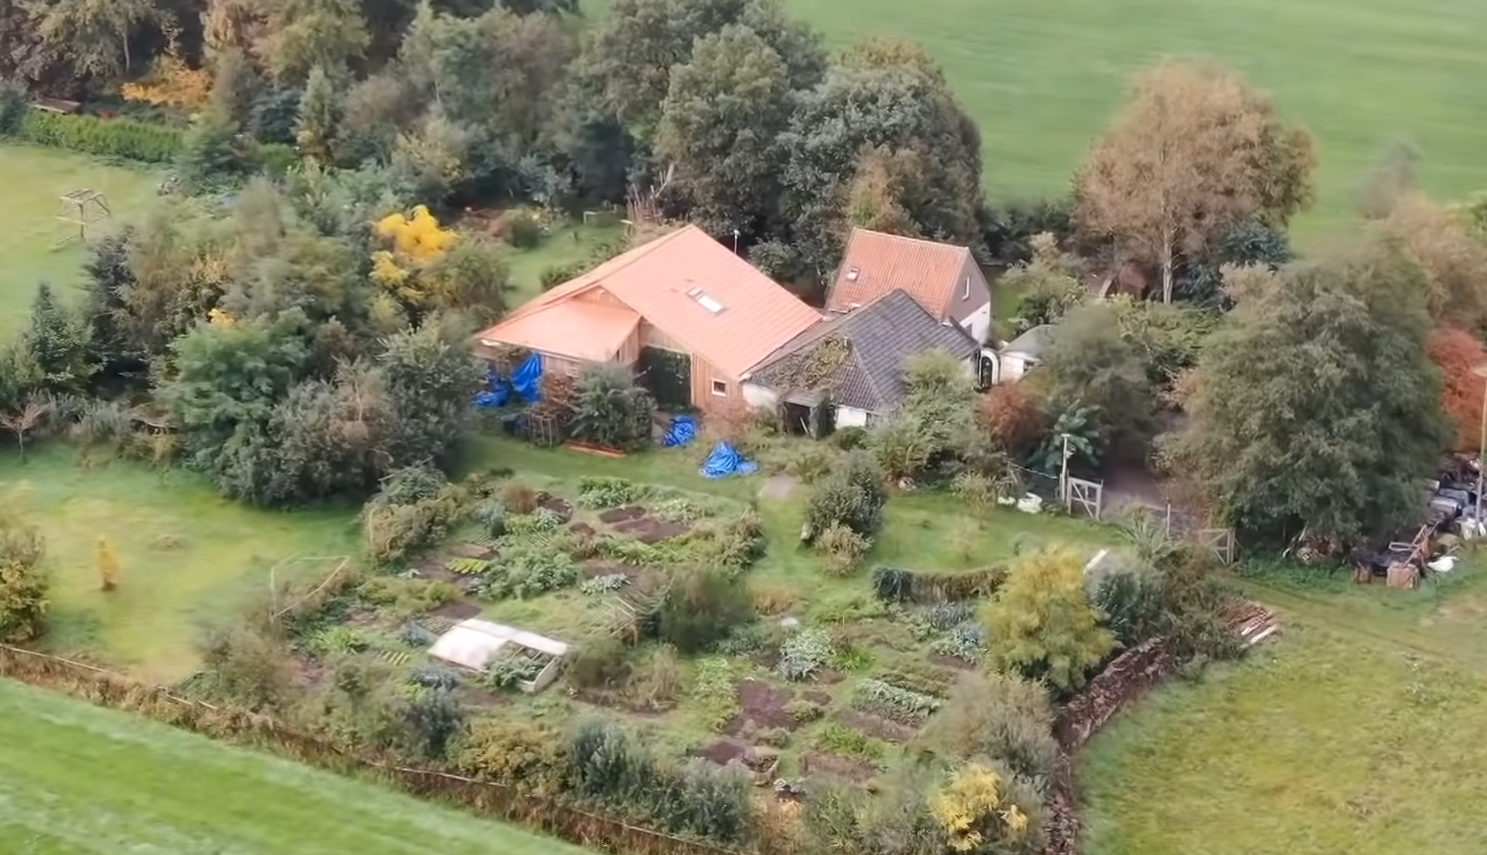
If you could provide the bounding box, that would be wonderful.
[511,353,543,403]
[662,415,697,448]
[700,441,758,479]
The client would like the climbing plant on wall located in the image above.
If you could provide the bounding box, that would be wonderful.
[639,347,691,409]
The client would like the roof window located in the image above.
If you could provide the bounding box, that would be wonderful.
[687,288,724,314]
[846,267,861,282]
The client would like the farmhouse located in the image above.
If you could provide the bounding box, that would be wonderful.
[825,228,994,345]
[473,225,822,412]
[744,289,981,430]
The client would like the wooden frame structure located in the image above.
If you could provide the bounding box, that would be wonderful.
[54,188,111,248]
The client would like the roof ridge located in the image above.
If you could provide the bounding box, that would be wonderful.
[850,227,972,254]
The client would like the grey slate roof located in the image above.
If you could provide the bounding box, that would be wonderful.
[748,289,979,414]
[1003,323,1057,357]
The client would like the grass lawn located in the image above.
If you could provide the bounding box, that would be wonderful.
[0,678,586,855]
[584,0,1487,241]
[0,446,359,683]
[503,219,623,308]
[0,145,160,334]
[1078,565,1487,855]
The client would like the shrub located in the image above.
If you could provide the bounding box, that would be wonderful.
[776,628,833,681]
[473,500,506,538]
[569,363,654,450]
[14,111,183,163]
[814,722,884,761]
[831,425,868,450]
[978,384,1047,454]
[922,672,1059,783]
[577,476,647,509]
[804,451,887,538]
[619,644,684,712]
[816,522,871,577]
[785,699,826,724]
[197,622,294,710]
[455,718,568,795]
[397,687,467,761]
[357,576,460,616]
[655,760,756,845]
[1090,564,1166,647]
[0,80,26,135]
[694,509,766,571]
[657,566,754,653]
[852,679,942,724]
[981,547,1116,693]
[484,654,543,690]
[478,542,578,599]
[507,213,544,249]
[929,761,1042,854]
[0,518,48,643]
[500,481,540,514]
[540,262,584,291]
[568,720,661,805]
[566,635,632,690]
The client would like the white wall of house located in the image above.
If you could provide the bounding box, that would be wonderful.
[962,303,993,346]
[741,382,779,409]
[834,405,871,428]
[999,350,1039,383]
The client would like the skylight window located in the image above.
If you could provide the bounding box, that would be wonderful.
[687,288,725,314]
[846,267,861,282]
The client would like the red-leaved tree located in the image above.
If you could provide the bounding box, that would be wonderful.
[978,384,1047,455]
[1427,327,1487,451]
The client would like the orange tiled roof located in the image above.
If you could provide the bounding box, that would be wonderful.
[825,228,975,318]
[479,225,821,378]
[482,299,640,363]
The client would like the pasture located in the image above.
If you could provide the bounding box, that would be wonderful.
[1078,567,1487,855]
[0,679,586,855]
[0,145,159,334]
[775,0,1487,239]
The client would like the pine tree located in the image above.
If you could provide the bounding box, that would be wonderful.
[295,65,341,165]
[23,282,92,395]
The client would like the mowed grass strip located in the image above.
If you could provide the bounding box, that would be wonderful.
[622,0,1487,240]
[1078,617,1487,855]
[0,145,159,334]
[0,679,588,855]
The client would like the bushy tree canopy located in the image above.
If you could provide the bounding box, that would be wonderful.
[1176,243,1450,543]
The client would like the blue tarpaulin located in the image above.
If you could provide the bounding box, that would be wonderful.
[511,353,543,403]
[473,368,511,408]
[700,442,758,479]
[662,415,697,448]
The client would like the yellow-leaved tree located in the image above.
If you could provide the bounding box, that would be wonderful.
[121,52,212,109]
[930,762,1032,853]
[371,205,458,307]
[97,536,120,592]
[980,546,1116,692]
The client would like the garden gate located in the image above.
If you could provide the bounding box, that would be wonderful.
[1064,477,1103,520]
[1196,528,1238,565]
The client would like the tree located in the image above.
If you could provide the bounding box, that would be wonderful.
[1039,303,1154,455]
[97,536,120,591]
[578,0,824,138]
[23,282,93,395]
[978,384,1046,456]
[869,349,978,480]
[922,672,1058,781]
[177,109,252,190]
[0,517,47,643]
[24,0,170,86]
[655,25,794,238]
[1381,195,1487,332]
[1176,243,1450,543]
[1177,217,1294,304]
[1426,327,1487,452]
[255,0,370,83]
[929,763,1036,854]
[376,316,486,470]
[295,65,342,165]
[0,396,52,461]
[804,451,887,538]
[1075,60,1316,303]
[781,39,983,277]
[568,362,654,451]
[980,546,1115,693]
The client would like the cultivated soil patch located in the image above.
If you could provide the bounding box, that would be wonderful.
[725,679,795,733]
[538,497,574,522]
[801,751,877,783]
[417,561,480,589]
[928,652,975,671]
[569,521,597,537]
[597,506,646,524]
[431,600,482,621]
[694,737,751,767]
[448,542,495,559]
[804,690,833,706]
[836,710,917,744]
[613,516,691,543]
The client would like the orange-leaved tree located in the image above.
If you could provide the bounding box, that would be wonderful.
[1427,327,1487,451]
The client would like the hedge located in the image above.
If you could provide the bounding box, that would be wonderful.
[10,110,182,164]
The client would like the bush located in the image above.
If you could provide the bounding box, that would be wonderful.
[566,635,632,690]
[804,451,887,538]
[981,547,1116,693]
[197,622,294,710]
[618,644,684,712]
[13,111,183,163]
[478,542,578,599]
[776,628,833,681]
[500,481,540,514]
[357,576,460,616]
[785,699,826,724]
[816,522,871,577]
[455,718,568,795]
[540,262,584,291]
[0,518,47,643]
[657,566,754,653]
[0,80,26,135]
[569,363,654,450]
[922,672,1059,784]
[831,425,868,450]
[507,214,544,249]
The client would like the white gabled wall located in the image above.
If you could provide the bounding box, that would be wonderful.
[963,303,993,346]
[834,406,870,428]
[742,383,779,409]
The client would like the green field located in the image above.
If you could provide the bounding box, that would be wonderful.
[0,678,586,855]
[773,0,1487,239]
[0,146,159,334]
[0,446,359,682]
[1079,567,1487,855]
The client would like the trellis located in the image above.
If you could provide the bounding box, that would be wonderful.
[54,188,111,248]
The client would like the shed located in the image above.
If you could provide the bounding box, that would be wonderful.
[428,618,569,693]
[998,324,1057,383]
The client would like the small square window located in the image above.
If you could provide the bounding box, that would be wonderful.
[711,380,728,397]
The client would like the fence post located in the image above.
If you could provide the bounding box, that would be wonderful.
[1164,503,1172,536]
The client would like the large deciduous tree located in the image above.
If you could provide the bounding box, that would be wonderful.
[655,25,794,238]
[1426,327,1487,452]
[1176,243,1450,543]
[1039,302,1155,455]
[1075,61,1316,303]
[781,38,983,278]
[578,0,824,139]
[1380,195,1487,333]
